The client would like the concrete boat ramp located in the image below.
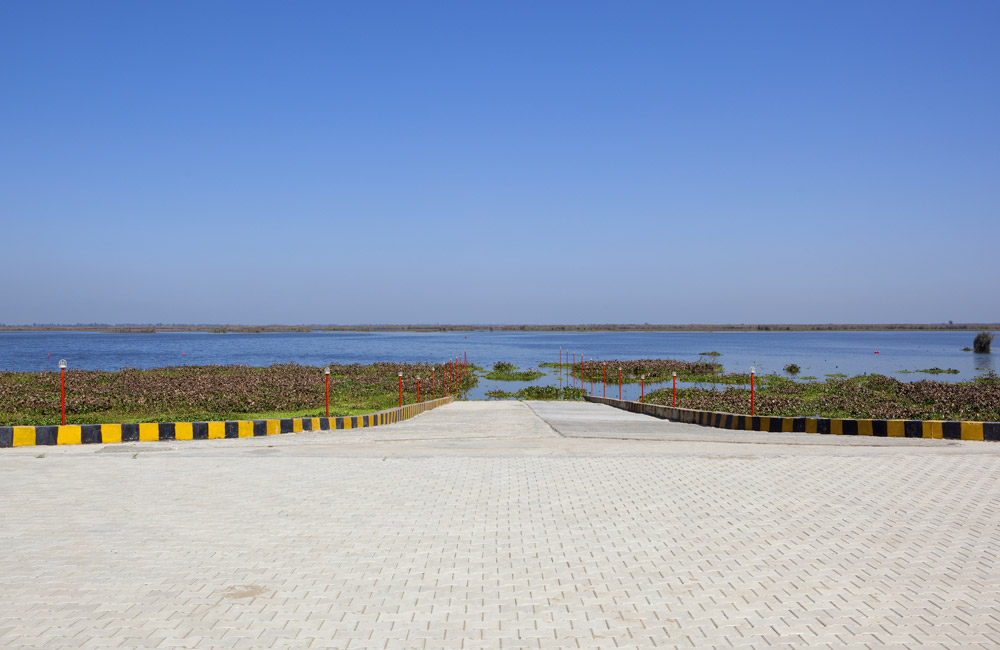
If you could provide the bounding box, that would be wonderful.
[2,400,999,649]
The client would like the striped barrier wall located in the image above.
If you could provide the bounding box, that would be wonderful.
[585,395,1000,442]
[0,396,454,449]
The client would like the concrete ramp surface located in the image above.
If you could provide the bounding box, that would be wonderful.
[1,400,998,649]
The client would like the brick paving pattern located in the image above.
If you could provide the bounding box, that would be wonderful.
[2,401,999,649]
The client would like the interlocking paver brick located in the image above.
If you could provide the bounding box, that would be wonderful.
[1,400,999,648]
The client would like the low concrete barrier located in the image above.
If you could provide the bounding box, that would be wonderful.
[585,395,1000,441]
[0,396,454,449]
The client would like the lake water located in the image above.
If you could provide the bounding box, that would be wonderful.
[0,330,994,401]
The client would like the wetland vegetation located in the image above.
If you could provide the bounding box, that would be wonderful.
[555,358,726,384]
[4,354,997,426]
[645,371,1000,421]
[0,363,477,426]
[482,362,545,382]
[485,386,586,400]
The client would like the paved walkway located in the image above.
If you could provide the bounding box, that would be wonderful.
[2,401,999,649]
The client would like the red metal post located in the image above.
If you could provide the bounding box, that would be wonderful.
[432,368,435,399]
[590,359,593,395]
[417,377,420,403]
[398,373,403,407]
[325,373,330,418]
[751,370,755,416]
[60,367,66,426]
[603,363,606,398]
[641,376,645,403]
[618,368,622,400]
[672,372,677,407]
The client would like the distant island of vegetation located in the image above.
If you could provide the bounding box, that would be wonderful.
[1,323,998,334]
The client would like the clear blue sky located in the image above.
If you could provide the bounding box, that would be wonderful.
[2,1,998,325]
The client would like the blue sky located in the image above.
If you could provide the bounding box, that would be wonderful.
[2,1,998,325]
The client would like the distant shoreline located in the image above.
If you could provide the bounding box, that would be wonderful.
[1,323,997,334]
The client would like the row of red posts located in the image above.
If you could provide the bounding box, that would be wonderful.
[52,353,473,425]
[52,351,766,423]
[557,349,756,414]
[561,348,636,401]
[399,351,469,407]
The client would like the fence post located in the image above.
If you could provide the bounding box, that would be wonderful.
[59,359,67,425]
[324,367,330,417]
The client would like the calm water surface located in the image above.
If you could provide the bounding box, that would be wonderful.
[1,330,994,401]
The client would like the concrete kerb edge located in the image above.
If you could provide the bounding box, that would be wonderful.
[0,396,455,449]
[584,395,1000,442]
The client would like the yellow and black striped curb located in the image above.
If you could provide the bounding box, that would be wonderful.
[0,396,454,449]
[585,395,1000,441]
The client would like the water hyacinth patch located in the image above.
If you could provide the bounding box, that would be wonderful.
[0,362,478,426]
[547,359,724,384]
[644,373,1000,421]
[482,362,545,382]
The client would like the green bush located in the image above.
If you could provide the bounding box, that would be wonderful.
[974,332,994,353]
[784,363,801,376]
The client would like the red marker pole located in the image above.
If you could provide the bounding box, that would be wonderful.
[324,367,330,417]
[641,375,645,403]
[750,367,756,416]
[417,376,420,403]
[432,368,435,399]
[603,363,606,398]
[590,359,593,395]
[445,362,449,394]
[59,359,67,425]
[398,372,403,407]
[672,371,677,407]
[618,367,622,401]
